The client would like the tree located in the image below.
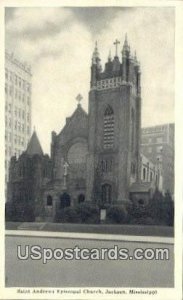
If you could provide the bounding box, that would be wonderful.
[163,191,174,226]
[148,189,164,223]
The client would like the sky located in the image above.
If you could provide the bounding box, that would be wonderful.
[5,7,175,154]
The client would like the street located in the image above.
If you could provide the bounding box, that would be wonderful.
[5,235,174,287]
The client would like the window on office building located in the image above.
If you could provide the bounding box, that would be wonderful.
[9,86,13,96]
[8,103,11,113]
[156,137,163,143]
[148,147,152,153]
[5,69,8,80]
[156,146,163,153]
[5,84,8,94]
[15,75,18,85]
[19,78,21,88]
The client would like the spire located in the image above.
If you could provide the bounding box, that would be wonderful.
[122,33,130,54]
[108,50,112,61]
[92,41,101,65]
[26,131,43,156]
[124,33,128,46]
[134,50,137,61]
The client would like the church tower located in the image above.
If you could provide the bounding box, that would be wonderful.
[86,36,141,205]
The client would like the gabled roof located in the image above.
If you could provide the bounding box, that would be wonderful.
[68,103,88,122]
[59,104,88,138]
[26,131,43,156]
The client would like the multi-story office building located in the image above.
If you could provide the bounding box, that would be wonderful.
[141,124,174,195]
[5,51,32,193]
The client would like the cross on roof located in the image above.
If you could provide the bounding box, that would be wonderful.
[113,39,120,57]
[76,94,83,105]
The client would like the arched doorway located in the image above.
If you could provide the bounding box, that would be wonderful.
[60,193,71,209]
[78,194,85,204]
[101,184,112,203]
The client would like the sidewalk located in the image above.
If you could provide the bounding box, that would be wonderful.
[6,229,174,244]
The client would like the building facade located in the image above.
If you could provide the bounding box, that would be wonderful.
[7,38,164,221]
[141,124,174,195]
[5,51,32,194]
[7,132,52,220]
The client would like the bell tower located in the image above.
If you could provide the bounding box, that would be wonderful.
[86,36,141,204]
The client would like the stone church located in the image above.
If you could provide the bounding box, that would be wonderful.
[7,36,161,221]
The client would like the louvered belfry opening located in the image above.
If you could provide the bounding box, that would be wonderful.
[103,105,114,149]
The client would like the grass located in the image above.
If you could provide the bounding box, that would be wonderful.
[5,222,173,237]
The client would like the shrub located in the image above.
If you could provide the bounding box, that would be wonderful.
[7,200,35,222]
[106,205,127,224]
[148,190,164,221]
[55,207,80,223]
[5,202,13,222]
[161,192,174,226]
[127,198,150,220]
[76,203,100,224]
[55,204,100,224]
[148,190,174,226]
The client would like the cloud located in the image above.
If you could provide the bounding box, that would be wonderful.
[6,7,72,34]
[30,23,93,153]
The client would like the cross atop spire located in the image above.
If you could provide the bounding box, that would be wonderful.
[76,94,83,106]
[113,39,120,57]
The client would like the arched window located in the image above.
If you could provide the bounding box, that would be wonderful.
[131,162,136,175]
[47,195,53,206]
[103,105,114,149]
[143,168,146,181]
[102,184,112,203]
[67,141,88,164]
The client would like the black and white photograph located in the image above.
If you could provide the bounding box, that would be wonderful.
[1,1,183,300]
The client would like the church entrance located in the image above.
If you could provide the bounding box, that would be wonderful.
[101,184,112,204]
[60,193,71,209]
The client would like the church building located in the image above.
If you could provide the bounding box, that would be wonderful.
[7,36,162,221]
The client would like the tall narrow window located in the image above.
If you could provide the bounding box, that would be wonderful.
[131,108,135,151]
[103,105,114,149]
[143,168,146,181]
[102,184,112,203]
